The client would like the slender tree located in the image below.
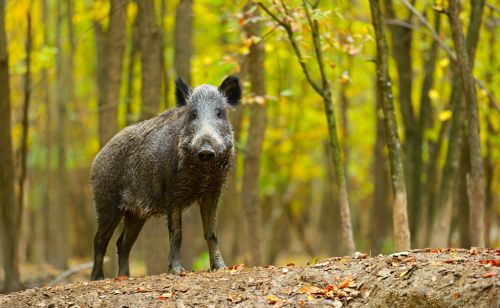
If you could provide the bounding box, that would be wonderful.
[0,0,22,292]
[174,0,193,84]
[369,0,411,251]
[447,0,486,247]
[430,0,486,247]
[383,1,421,238]
[41,0,52,263]
[241,0,267,266]
[137,0,162,120]
[17,10,32,255]
[94,0,128,147]
[52,0,69,269]
[371,78,391,253]
[258,0,356,254]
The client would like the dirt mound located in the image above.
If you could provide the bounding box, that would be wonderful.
[1,248,498,307]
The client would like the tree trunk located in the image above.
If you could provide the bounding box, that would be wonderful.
[414,11,440,248]
[369,0,411,251]
[383,1,419,240]
[173,0,193,84]
[41,0,52,264]
[16,10,32,262]
[51,0,69,269]
[430,73,464,248]
[484,10,496,247]
[447,0,486,247]
[241,1,266,266]
[0,0,22,292]
[125,16,139,126]
[371,78,391,254]
[95,0,128,147]
[135,0,168,276]
[137,0,162,120]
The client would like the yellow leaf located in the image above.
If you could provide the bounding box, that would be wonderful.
[428,89,440,101]
[438,57,449,68]
[267,295,280,304]
[438,110,452,122]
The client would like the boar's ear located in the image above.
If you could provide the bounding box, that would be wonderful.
[219,75,241,107]
[175,78,190,107]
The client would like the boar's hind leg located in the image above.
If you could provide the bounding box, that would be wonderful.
[116,213,145,277]
[167,208,185,274]
[200,194,226,270]
[90,208,123,280]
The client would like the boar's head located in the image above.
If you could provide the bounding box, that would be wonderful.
[176,76,241,165]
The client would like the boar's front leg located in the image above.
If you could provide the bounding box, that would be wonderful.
[167,208,185,274]
[200,193,226,270]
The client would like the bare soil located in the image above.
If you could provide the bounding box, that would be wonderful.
[1,248,498,307]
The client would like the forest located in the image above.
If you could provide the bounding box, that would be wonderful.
[0,0,498,304]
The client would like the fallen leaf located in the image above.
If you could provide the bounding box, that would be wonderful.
[157,292,173,300]
[114,275,129,281]
[282,268,289,274]
[227,293,244,303]
[267,295,280,305]
[390,251,410,258]
[479,260,500,267]
[313,261,330,268]
[298,285,323,295]
[338,278,350,289]
[430,249,441,253]
[354,252,368,259]
[453,293,461,299]
[482,272,496,278]
[135,287,151,293]
[227,264,245,271]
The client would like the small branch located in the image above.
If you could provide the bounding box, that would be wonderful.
[400,0,498,111]
[47,258,109,287]
[257,2,323,94]
[303,0,329,94]
[400,0,455,57]
[475,77,500,113]
[257,2,286,27]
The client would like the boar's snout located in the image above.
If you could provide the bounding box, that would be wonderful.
[198,143,215,162]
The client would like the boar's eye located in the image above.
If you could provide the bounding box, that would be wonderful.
[189,110,198,121]
[215,108,225,119]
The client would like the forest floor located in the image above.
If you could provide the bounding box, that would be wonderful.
[0,248,498,307]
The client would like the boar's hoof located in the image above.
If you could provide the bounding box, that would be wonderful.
[211,261,226,271]
[168,265,187,275]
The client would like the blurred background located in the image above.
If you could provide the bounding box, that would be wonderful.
[0,0,498,292]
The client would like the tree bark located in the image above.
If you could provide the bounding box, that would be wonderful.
[484,10,496,247]
[371,78,391,254]
[383,1,420,239]
[173,0,193,84]
[447,0,486,247]
[17,10,32,258]
[369,0,411,251]
[413,11,440,247]
[137,0,162,120]
[0,0,22,292]
[241,1,266,266]
[95,0,128,147]
[125,16,139,126]
[41,0,52,263]
[51,0,69,269]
